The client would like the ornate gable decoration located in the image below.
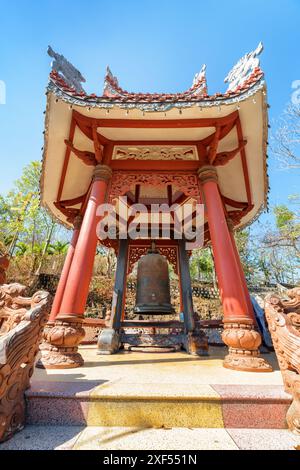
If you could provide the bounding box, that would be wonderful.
[47,43,265,112]
[48,46,86,94]
[224,42,264,93]
[102,64,208,101]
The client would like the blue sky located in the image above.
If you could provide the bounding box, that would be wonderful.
[0,0,299,223]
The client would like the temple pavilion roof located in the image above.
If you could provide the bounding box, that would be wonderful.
[47,43,264,112]
[41,43,269,238]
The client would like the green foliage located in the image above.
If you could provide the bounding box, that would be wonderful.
[190,248,214,282]
[47,241,69,255]
[274,205,295,229]
[0,161,69,273]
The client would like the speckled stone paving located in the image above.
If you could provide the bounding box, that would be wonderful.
[1,426,300,450]
[25,346,291,429]
[0,347,299,450]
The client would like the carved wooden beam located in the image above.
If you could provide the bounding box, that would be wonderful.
[64,139,97,166]
[53,201,80,223]
[92,126,103,162]
[208,127,221,165]
[214,140,247,166]
[222,196,249,209]
[226,204,254,225]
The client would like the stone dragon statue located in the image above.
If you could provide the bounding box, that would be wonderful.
[265,287,300,434]
[0,284,51,442]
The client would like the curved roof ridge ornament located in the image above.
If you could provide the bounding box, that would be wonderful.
[47,46,86,94]
[192,64,207,94]
[224,42,264,93]
[103,66,121,97]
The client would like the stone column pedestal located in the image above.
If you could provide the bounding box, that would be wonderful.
[222,321,272,372]
[36,314,85,369]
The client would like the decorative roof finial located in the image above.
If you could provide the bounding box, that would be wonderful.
[47,46,86,93]
[103,66,120,97]
[224,42,264,93]
[192,64,207,95]
[193,64,206,86]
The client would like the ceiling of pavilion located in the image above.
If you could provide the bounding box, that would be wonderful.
[41,43,269,241]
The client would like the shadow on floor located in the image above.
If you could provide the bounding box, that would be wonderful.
[0,425,85,450]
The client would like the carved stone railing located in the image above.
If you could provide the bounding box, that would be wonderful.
[0,284,51,442]
[265,287,300,434]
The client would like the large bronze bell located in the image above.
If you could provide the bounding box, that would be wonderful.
[134,243,174,315]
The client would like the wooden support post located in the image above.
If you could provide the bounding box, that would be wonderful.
[98,238,129,354]
[178,239,208,355]
[178,239,195,333]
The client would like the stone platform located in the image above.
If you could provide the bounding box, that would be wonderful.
[26,346,291,430]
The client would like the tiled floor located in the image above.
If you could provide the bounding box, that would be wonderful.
[32,346,283,385]
[1,347,296,450]
[1,426,300,450]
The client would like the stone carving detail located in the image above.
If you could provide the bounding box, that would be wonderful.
[0,287,51,442]
[222,321,273,372]
[48,45,86,93]
[121,332,183,351]
[265,288,300,434]
[224,42,263,93]
[121,329,208,355]
[37,314,85,369]
[113,146,197,161]
[110,172,201,200]
[0,283,42,334]
[127,246,179,275]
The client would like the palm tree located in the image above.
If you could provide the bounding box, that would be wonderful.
[15,241,29,256]
[47,241,69,255]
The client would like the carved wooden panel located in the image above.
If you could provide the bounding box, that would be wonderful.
[112,145,198,161]
[110,171,201,200]
[127,245,179,275]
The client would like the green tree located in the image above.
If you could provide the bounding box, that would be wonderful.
[0,161,69,274]
[47,241,69,255]
[190,247,215,285]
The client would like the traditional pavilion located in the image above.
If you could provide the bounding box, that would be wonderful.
[39,43,272,373]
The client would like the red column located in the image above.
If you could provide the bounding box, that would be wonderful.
[227,218,256,323]
[48,215,82,322]
[37,164,112,369]
[59,164,112,315]
[198,166,271,372]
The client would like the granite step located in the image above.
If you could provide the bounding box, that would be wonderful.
[25,380,291,429]
[2,425,300,450]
